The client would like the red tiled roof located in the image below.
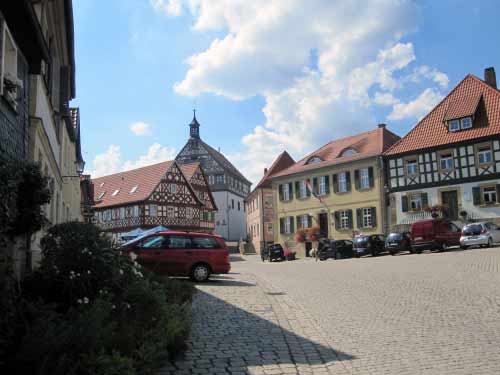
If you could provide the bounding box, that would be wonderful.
[272,126,400,178]
[92,161,173,208]
[253,151,296,191]
[180,162,200,180]
[385,74,500,156]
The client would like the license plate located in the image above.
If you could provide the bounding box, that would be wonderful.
[389,242,397,246]
[415,237,423,240]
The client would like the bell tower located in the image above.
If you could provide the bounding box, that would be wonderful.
[189,109,200,139]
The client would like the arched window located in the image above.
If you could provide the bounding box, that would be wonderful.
[340,148,358,157]
[306,156,323,164]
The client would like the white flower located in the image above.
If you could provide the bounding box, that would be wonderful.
[125,303,131,309]
[119,269,124,275]
[77,299,83,304]
[87,270,91,275]
[112,305,116,310]
[83,297,89,304]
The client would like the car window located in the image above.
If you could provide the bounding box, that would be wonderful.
[140,235,168,249]
[487,222,499,230]
[345,240,353,246]
[167,235,192,249]
[450,223,461,232]
[191,236,219,249]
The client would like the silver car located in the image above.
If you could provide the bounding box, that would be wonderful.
[460,222,500,249]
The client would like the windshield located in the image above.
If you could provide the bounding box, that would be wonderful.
[462,224,482,236]
[354,237,368,244]
[387,233,403,241]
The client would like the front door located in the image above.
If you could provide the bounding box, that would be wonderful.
[318,213,329,238]
[442,190,458,220]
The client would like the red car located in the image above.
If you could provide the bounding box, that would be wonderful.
[121,231,230,281]
[410,218,462,253]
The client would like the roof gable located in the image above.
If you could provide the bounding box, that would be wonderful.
[385,74,500,156]
[254,151,296,190]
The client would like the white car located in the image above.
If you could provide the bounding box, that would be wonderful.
[460,222,500,249]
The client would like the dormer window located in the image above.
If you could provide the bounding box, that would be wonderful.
[449,116,473,132]
[112,189,120,196]
[461,116,472,129]
[449,119,460,132]
[340,148,358,157]
[97,191,106,200]
[130,185,138,193]
[100,182,105,187]
[307,156,323,164]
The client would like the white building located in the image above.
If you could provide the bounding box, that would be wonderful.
[176,112,251,241]
[385,67,500,228]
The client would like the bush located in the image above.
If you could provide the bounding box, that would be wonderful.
[1,222,194,375]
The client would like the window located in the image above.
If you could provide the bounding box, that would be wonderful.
[267,223,273,234]
[284,217,291,234]
[167,206,175,218]
[338,172,347,193]
[301,215,309,229]
[130,185,138,193]
[360,168,370,190]
[440,153,453,170]
[150,204,158,217]
[167,236,191,249]
[299,180,307,198]
[100,182,105,188]
[483,187,497,204]
[216,174,224,184]
[232,199,235,209]
[341,148,358,157]
[283,184,290,201]
[362,208,372,228]
[120,207,125,218]
[208,175,215,185]
[410,193,422,211]
[1,25,20,109]
[140,235,168,249]
[449,119,460,132]
[112,189,120,196]
[461,117,472,129]
[186,207,194,219]
[191,236,219,249]
[406,160,418,175]
[97,191,106,200]
[319,176,326,195]
[340,211,349,230]
[307,156,323,164]
[478,146,493,164]
[168,184,177,194]
[133,206,139,217]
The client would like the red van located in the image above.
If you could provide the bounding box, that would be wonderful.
[410,219,462,253]
[121,231,230,281]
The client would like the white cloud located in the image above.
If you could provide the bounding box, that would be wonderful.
[161,0,448,184]
[89,143,176,178]
[388,88,443,121]
[408,65,449,89]
[151,0,183,16]
[130,121,152,136]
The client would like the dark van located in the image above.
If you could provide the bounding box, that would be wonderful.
[410,219,462,253]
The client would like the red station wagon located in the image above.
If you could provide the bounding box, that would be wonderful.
[410,219,462,253]
[121,231,230,282]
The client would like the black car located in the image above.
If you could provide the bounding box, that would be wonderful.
[318,239,354,260]
[385,232,411,255]
[353,234,386,257]
[261,244,285,262]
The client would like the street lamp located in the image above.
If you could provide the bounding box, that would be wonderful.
[62,159,86,179]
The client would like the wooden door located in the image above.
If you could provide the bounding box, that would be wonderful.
[442,191,458,220]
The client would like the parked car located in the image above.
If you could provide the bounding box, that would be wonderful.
[318,239,354,260]
[353,234,386,257]
[460,222,500,249]
[410,219,461,253]
[385,232,411,255]
[120,231,230,282]
[262,244,285,262]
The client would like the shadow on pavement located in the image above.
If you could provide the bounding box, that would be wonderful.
[163,289,355,374]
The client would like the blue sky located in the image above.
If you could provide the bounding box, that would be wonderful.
[73,0,500,183]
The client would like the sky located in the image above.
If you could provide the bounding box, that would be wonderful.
[73,0,500,184]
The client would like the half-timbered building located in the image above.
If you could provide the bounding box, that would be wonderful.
[176,112,251,241]
[92,161,217,241]
[384,67,500,228]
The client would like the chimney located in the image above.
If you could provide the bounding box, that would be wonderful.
[485,67,497,89]
[378,123,386,129]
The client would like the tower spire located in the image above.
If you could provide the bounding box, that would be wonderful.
[189,108,200,139]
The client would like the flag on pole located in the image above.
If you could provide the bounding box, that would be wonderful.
[305,179,323,203]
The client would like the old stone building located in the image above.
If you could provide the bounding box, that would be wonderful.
[176,112,251,241]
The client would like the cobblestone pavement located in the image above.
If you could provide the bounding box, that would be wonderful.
[236,247,500,375]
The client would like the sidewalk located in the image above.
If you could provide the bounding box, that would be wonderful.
[159,272,352,375]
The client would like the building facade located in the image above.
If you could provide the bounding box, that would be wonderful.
[92,161,217,241]
[246,151,295,254]
[272,125,400,258]
[385,68,500,229]
[176,113,251,241]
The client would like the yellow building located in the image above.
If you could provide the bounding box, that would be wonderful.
[271,124,400,258]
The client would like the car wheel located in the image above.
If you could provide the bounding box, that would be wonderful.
[335,252,342,260]
[390,250,397,256]
[460,245,468,250]
[190,263,210,282]
[487,237,493,248]
[439,243,448,252]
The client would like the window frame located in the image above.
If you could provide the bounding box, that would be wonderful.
[405,159,418,176]
[449,119,460,132]
[301,214,309,229]
[460,116,473,130]
[482,186,497,205]
[284,217,291,234]
[477,145,493,165]
[409,193,422,211]
[439,152,453,171]
[318,176,327,196]
[340,210,349,230]
[362,208,372,228]
[338,172,347,193]
[299,180,307,199]
[360,168,370,190]
[283,183,290,201]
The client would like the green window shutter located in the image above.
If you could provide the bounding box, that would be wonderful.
[348,209,353,229]
[325,175,330,194]
[279,184,283,201]
[371,207,377,228]
[496,185,500,203]
[472,187,481,206]
[354,170,360,190]
[313,177,318,195]
[295,181,300,199]
[280,218,284,234]
[401,195,409,212]
[296,215,302,229]
[332,174,338,193]
[421,192,429,208]
[368,167,374,188]
[334,211,340,230]
[346,171,351,192]
[356,208,362,229]
[290,217,295,233]
[289,182,294,200]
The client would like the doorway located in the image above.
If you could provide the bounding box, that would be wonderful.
[305,241,312,257]
[318,212,329,238]
[441,190,458,220]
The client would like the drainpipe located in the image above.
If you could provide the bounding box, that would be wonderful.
[260,189,266,253]
[379,156,388,234]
